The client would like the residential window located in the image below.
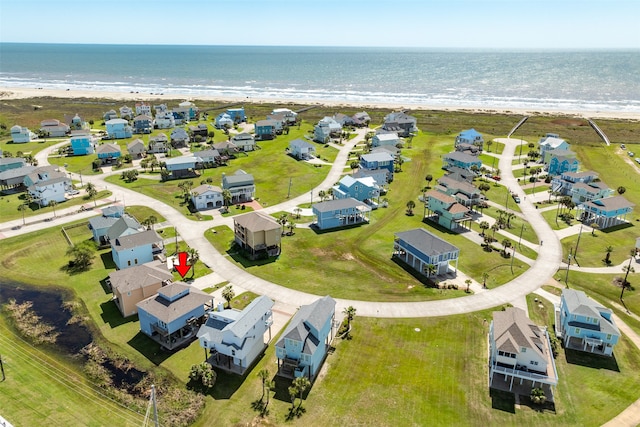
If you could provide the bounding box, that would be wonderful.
[575,327,581,334]
[606,334,612,340]
[521,347,527,353]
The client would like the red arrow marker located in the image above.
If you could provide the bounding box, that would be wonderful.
[174,252,192,278]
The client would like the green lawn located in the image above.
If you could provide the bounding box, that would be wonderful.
[0,137,66,158]
[0,317,144,426]
[0,189,111,223]
[192,309,640,426]
[205,132,530,300]
[561,224,638,267]
[541,208,574,230]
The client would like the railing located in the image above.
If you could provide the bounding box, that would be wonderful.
[491,364,557,385]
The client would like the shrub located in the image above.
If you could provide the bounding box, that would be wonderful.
[530,387,547,405]
[189,362,216,389]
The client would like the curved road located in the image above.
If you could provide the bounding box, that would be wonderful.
[14,135,564,317]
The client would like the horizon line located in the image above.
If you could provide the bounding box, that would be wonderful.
[1,41,638,51]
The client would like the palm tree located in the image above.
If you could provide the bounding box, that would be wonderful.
[604,246,613,265]
[187,247,199,278]
[17,203,27,225]
[424,263,437,278]
[425,174,433,188]
[590,222,599,236]
[258,369,270,402]
[287,220,296,236]
[49,200,57,218]
[85,182,98,207]
[222,189,233,208]
[482,272,489,289]
[318,190,327,201]
[294,207,302,219]
[222,285,235,309]
[278,213,288,236]
[406,200,416,216]
[486,140,493,152]
[478,183,491,194]
[505,212,516,229]
[292,377,310,409]
[621,249,637,300]
[465,279,472,293]
[501,239,512,257]
[479,221,490,236]
[490,223,499,240]
[343,305,356,333]
[327,188,334,200]
[144,215,158,230]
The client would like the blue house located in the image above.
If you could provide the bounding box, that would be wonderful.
[105,119,133,139]
[455,128,484,148]
[70,134,97,155]
[165,155,201,179]
[214,113,234,129]
[393,228,459,277]
[111,229,163,270]
[546,150,579,176]
[10,125,36,143]
[255,119,277,140]
[332,175,380,203]
[276,296,336,380]
[289,139,316,160]
[360,152,395,181]
[197,295,274,375]
[88,215,120,245]
[352,168,389,186]
[96,143,122,164]
[226,108,246,123]
[443,152,482,171]
[133,114,153,134]
[137,282,213,351]
[557,289,620,356]
[312,198,371,230]
[577,195,635,229]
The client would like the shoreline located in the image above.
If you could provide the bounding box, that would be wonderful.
[2,86,640,121]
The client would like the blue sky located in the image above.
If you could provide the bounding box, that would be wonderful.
[1,0,638,48]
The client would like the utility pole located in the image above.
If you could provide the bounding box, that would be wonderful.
[565,247,573,287]
[151,384,159,427]
[574,224,583,264]
[511,246,516,274]
[0,354,5,381]
[287,178,292,198]
[518,224,526,248]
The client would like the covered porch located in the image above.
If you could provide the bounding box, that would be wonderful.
[564,335,612,356]
[151,317,199,351]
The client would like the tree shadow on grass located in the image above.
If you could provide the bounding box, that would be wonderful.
[489,388,516,413]
[226,247,278,268]
[127,331,172,366]
[209,370,245,400]
[564,348,620,371]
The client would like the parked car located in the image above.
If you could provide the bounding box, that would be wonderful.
[512,193,521,203]
[620,144,626,149]
[628,151,635,157]
[635,158,640,164]
[492,175,501,181]
[67,189,80,195]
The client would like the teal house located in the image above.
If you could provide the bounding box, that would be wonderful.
[71,134,96,155]
[558,289,620,356]
[275,296,336,380]
[105,119,133,139]
[111,229,163,270]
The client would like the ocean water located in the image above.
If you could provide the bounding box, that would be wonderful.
[1,43,639,113]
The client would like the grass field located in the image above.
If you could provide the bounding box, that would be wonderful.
[0,189,111,223]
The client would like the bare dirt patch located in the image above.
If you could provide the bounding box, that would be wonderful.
[551,118,588,127]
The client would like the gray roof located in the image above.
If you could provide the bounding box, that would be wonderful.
[0,165,36,181]
[222,170,254,188]
[112,229,161,250]
[136,282,212,324]
[394,228,459,257]
[196,149,221,159]
[562,289,620,336]
[96,143,121,154]
[198,295,274,346]
[232,132,255,142]
[584,195,634,211]
[437,175,479,195]
[255,119,277,127]
[493,307,546,357]
[0,157,26,166]
[106,215,143,241]
[289,139,315,150]
[444,151,480,164]
[88,215,119,231]
[313,197,370,213]
[276,296,336,356]
[234,211,279,232]
[192,184,222,195]
[360,152,394,162]
[109,262,172,293]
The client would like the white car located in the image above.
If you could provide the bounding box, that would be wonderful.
[67,189,80,195]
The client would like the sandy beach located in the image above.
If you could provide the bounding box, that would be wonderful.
[2,86,639,121]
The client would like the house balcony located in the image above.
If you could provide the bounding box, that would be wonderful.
[207,350,246,375]
[149,319,199,351]
[564,336,611,356]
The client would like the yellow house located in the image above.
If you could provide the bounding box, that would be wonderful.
[108,262,173,317]
[233,211,281,259]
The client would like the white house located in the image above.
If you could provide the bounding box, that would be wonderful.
[24,167,71,207]
[289,139,316,160]
[371,133,401,148]
[191,184,224,210]
[11,125,37,143]
[197,295,274,374]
